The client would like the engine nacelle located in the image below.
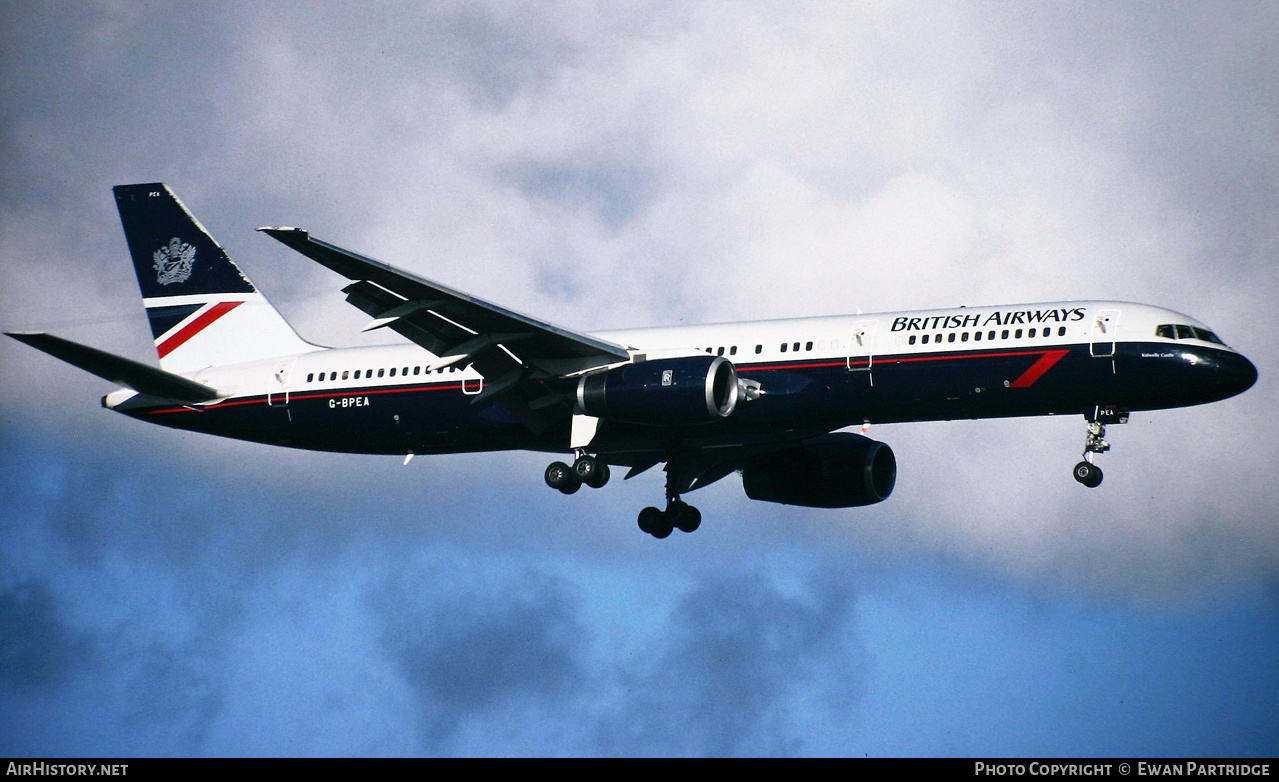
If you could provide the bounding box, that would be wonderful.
[577,355,739,425]
[741,432,896,508]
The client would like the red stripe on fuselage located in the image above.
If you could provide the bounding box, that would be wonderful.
[1008,349,1070,388]
[156,301,243,359]
[145,382,468,415]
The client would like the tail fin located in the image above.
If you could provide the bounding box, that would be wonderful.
[114,183,318,373]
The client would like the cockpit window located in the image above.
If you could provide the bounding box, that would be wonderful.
[1192,327,1224,345]
[1156,323,1227,345]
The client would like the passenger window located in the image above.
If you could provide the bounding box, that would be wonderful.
[1014,329,1023,339]
[805,341,813,351]
[717,347,724,356]
[389,367,396,377]
[354,370,361,379]
[934,333,941,343]
[414,366,421,375]
[922,334,930,344]
[755,345,762,354]
[330,372,337,381]
[730,346,737,356]
[342,371,349,380]
[909,335,917,345]
[378,368,384,378]
[1058,327,1066,337]
[974,331,982,341]
[780,343,788,352]
[989,331,997,340]
[306,373,314,382]
[961,332,969,342]
[947,333,956,343]
[793,342,800,351]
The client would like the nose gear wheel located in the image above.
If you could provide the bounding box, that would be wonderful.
[1073,414,1121,488]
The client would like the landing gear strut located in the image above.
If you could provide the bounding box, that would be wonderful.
[636,466,701,538]
[1073,407,1127,488]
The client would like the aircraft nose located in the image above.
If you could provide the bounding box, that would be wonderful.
[1217,351,1258,398]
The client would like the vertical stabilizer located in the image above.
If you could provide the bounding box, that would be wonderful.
[114,183,318,373]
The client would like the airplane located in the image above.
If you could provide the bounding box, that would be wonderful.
[7,184,1258,538]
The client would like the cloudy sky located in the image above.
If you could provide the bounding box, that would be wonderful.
[1,1,1276,757]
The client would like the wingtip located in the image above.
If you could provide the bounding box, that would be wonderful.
[112,182,168,197]
[257,226,308,236]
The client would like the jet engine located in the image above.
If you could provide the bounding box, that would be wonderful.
[741,432,896,508]
[576,355,739,425]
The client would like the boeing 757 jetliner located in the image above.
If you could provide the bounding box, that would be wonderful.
[9,184,1257,537]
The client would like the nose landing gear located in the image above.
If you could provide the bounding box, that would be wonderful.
[1072,420,1108,488]
[1073,407,1127,488]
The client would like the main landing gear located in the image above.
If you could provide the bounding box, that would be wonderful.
[544,453,703,539]
[1072,407,1127,488]
[544,452,610,494]
[637,499,701,539]
[636,466,701,538]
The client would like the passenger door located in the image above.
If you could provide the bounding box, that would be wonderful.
[847,319,878,371]
[267,357,297,407]
[1089,309,1121,358]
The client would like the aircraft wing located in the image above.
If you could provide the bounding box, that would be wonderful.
[259,228,632,427]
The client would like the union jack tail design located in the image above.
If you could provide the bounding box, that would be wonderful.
[114,184,317,374]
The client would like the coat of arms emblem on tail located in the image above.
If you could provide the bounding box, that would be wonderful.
[153,237,196,285]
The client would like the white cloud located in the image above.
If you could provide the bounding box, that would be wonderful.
[2,0,1276,610]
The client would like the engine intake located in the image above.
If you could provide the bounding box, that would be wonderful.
[577,355,739,425]
[741,432,896,508]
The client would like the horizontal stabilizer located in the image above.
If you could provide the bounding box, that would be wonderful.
[7,332,220,403]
